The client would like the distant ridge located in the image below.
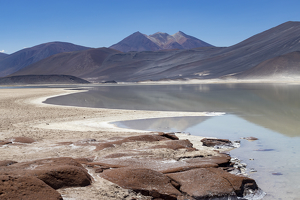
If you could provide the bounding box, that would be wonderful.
[0,42,90,77]
[11,48,121,81]
[110,31,213,52]
[0,75,90,85]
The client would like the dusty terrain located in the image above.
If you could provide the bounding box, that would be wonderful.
[0,87,262,199]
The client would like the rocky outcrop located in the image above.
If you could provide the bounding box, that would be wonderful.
[0,157,92,189]
[101,168,181,200]
[167,168,258,199]
[85,133,262,199]
[0,175,63,200]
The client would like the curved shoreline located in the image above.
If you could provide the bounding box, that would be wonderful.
[0,87,262,199]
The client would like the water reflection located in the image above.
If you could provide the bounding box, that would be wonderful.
[116,116,211,133]
[44,83,300,137]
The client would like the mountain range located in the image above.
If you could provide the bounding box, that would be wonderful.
[110,31,213,52]
[2,21,300,83]
[0,42,89,77]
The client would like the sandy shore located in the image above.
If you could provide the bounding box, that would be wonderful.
[0,87,226,199]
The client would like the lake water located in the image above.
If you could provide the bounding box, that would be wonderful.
[44,83,300,200]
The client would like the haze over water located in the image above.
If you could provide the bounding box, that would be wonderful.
[45,83,300,199]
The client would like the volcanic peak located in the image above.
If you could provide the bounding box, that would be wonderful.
[110,31,213,52]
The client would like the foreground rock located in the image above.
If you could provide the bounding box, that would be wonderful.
[167,168,258,199]
[0,175,63,200]
[101,168,181,200]
[0,157,92,199]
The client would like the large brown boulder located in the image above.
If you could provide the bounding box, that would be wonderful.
[93,156,219,174]
[101,168,182,200]
[167,168,258,199]
[93,152,231,174]
[0,175,63,200]
[0,157,92,189]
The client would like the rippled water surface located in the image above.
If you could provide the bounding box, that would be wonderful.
[45,83,300,199]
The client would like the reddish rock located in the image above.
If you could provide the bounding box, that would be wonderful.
[114,134,170,145]
[101,168,181,200]
[95,142,115,151]
[243,137,259,141]
[74,157,94,164]
[0,157,92,190]
[94,134,174,151]
[0,160,17,166]
[0,141,12,146]
[185,153,231,167]
[95,168,103,173]
[9,137,36,143]
[0,175,63,200]
[27,165,92,189]
[103,152,153,158]
[167,168,258,199]
[94,155,228,174]
[151,139,196,151]
[157,132,179,140]
[201,138,232,147]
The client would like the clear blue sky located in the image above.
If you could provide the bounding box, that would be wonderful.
[1,0,300,54]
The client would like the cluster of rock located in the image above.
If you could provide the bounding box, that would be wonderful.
[0,134,263,199]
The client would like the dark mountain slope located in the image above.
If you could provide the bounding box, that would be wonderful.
[11,48,121,81]
[0,75,90,85]
[173,21,300,79]
[0,52,8,61]
[82,47,222,82]
[237,51,300,78]
[0,42,90,77]
[110,32,162,52]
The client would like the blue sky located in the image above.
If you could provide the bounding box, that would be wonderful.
[1,0,300,54]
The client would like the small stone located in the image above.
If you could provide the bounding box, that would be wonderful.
[272,172,283,175]
[254,149,274,151]
[95,168,103,173]
[241,137,258,141]
[250,168,257,172]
